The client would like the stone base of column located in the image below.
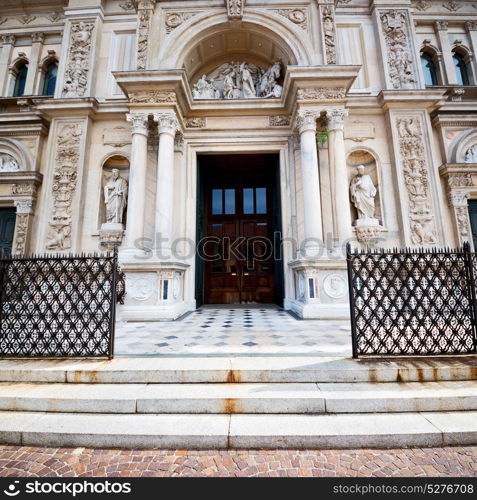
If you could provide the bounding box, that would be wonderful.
[117,259,192,321]
[287,258,350,320]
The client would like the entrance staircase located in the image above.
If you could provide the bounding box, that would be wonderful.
[0,356,476,449]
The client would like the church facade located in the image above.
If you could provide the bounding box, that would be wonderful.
[0,0,476,321]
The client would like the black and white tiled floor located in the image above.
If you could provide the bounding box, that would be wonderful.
[115,306,352,356]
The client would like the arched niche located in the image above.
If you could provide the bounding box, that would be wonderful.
[0,137,34,172]
[346,149,383,226]
[98,155,130,229]
[451,129,477,164]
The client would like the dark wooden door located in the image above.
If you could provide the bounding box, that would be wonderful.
[202,158,276,304]
[0,208,16,256]
[468,200,477,250]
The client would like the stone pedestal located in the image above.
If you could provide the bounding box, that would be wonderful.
[354,218,385,246]
[99,222,124,250]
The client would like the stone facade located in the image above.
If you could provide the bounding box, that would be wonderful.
[0,0,476,321]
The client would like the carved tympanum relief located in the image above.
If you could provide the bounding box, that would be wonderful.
[380,11,417,89]
[397,117,438,245]
[0,153,19,172]
[62,21,95,97]
[46,123,83,250]
[465,145,477,163]
[192,61,282,100]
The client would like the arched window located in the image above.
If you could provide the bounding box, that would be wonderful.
[13,63,28,97]
[41,61,58,95]
[453,52,470,86]
[421,53,438,86]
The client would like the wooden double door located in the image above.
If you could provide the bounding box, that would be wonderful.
[0,208,15,256]
[198,155,282,305]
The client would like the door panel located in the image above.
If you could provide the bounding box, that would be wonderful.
[200,155,278,304]
[469,200,477,250]
[0,208,16,256]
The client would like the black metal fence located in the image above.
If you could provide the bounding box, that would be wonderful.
[0,251,125,358]
[346,242,477,358]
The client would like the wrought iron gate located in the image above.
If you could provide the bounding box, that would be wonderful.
[0,251,125,358]
[346,242,477,357]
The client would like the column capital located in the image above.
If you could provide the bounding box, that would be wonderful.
[326,108,348,132]
[153,112,180,136]
[296,110,320,134]
[137,0,156,9]
[31,32,45,44]
[434,21,448,31]
[448,189,470,207]
[126,113,149,136]
[1,35,15,46]
[465,21,477,32]
[14,199,34,215]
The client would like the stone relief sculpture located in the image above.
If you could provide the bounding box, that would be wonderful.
[380,10,417,89]
[46,123,82,250]
[350,165,377,220]
[322,5,336,65]
[465,145,477,163]
[397,116,438,245]
[0,153,20,172]
[192,61,282,100]
[62,21,94,97]
[136,8,151,70]
[226,0,244,19]
[104,169,128,224]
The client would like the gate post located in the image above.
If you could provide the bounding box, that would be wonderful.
[108,250,118,360]
[346,242,358,358]
[463,241,477,354]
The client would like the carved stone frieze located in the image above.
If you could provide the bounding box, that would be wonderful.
[165,12,198,34]
[45,12,64,23]
[272,8,308,30]
[297,87,345,101]
[380,10,417,90]
[13,213,29,255]
[62,21,95,97]
[226,0,244,19]
[185,118,206,128]
[130,91,176,103]
[45,123,83,251]
[443,1,461,12]
[269,115,291,127]
[397,116,438,246]
[11,183,34,196]
[136,3,154,70]
[119,1,135,11]
[321,5,336,65]
[413,0,431,11]
[456,206,471,239]
[18,14,36,25]
[447,174,473,188]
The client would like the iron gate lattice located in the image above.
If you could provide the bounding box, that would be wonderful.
[0,251,125,358]
[346,242,477,357]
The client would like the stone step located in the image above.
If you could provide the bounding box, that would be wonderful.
[0,381,475,414]
[0,410,475,449]
[0,356,475,384]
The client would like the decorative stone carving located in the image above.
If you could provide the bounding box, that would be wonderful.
[397,116,438,246]
[99,228,124,249]
[1,35,15,45]
[355,225,383,245]
[14,199,33,214]
[350,165,377,220]
[465,145,477,163]
[11,183,34,196]
[174,134,184,153]
[448,174,473,188]
[380,10,417,90]
[154,112,180,135]
[226,0,244,19]
[321,5,336,65]
[323,274,347,299]
[185,117,206,128]
[165,12,197,34]
[297,87,345,100]
[62,21,95,97]
[296,110,319,133]
[18,14,36,25]
[456,207,470,238]
[326,108,348,131]
[130,91,176,103]
[269,115,290,127]
[104,169,128,224]
[136,3,153,70]
[119,1,135,11]
[466,22,477,31]
[31,32,45,44]
[0,153,19,172]
[448,189,470,207]
[272,9,308,30]
[45,123,82,251]
[45,12,64,23]
[129,275,156,301]
[413,0,431,11]
[435,21,448,31]
[192,61,282,100]
[443,1,461,11]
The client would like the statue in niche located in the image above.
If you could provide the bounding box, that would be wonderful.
[104,169,128,224]
[0,153,19,172]
[191,61,283,100]
[350,165,377,220]
[465,145,477,163]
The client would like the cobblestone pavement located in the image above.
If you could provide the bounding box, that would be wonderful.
[116,305,351,356]
[0,446,476,477]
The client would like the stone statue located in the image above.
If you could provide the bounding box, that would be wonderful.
[350,165,377,220]
[0,153,19,172]
[104,169,128,224]
[192,74,216,99]
[465,145,477,163]
[240,63,256,98]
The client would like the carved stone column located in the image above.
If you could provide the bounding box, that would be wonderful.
[124,113,149,249]
[465,22,477,83]
[434,21,457,85]
[13,199,34,255]
[24,32,44,95]
[136,0,155,70]
[327,108,353,245]
[296,110,323,254]
[448,190,471,246]
[0,35,15,96]
[317,0,337,65]
[153,112,180,257]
